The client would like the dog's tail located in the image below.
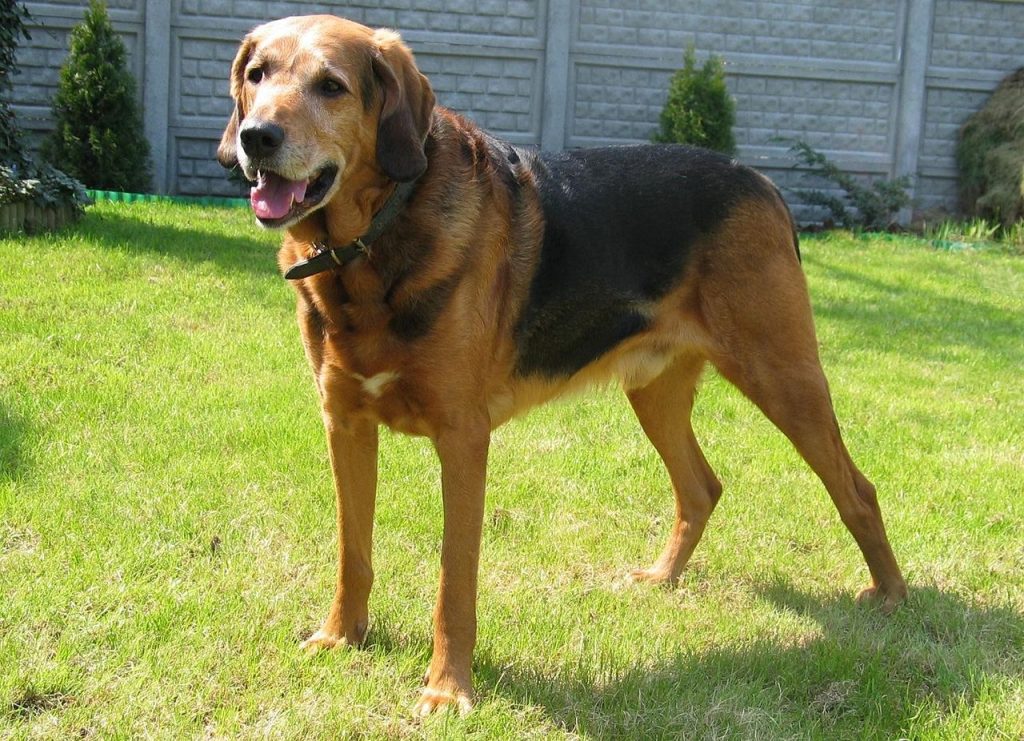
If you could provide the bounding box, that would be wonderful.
[791,213,802,263]
[772,181,802,263]
[752,169,802,264]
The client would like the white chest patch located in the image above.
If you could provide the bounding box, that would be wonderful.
[351,371,400,398]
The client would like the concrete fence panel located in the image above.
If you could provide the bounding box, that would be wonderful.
[10,0,1022,219]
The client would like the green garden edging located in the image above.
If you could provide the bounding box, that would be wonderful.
[86,189,248,208]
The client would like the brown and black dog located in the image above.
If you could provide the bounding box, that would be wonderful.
[217,15,907,714]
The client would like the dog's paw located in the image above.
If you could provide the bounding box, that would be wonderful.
[626,565,678,587]
[413,686,473,717]
[856,582,907,614]
[301,616,368,654]
[301,629,345,654]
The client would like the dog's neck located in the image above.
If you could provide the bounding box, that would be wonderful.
[323,181,397,247]
[282,173,420,280]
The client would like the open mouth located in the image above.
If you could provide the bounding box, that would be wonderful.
[249,164,339,227]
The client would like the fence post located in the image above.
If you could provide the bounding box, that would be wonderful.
[540,0,573,151]
[893,0,936,223]
[143,0,171,193]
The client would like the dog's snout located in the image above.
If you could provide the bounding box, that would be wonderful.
[239,121,285,159]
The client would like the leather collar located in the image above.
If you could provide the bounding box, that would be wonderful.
[284,178,418,280]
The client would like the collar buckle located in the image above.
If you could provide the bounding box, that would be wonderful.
[283,179,417,281]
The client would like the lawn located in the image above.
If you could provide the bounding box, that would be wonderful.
[1,202,1022,739]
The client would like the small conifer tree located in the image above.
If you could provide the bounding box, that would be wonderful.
[43,0,152,192]
[654,46,736,155]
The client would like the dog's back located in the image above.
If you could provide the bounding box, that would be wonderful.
[515,144,796,378]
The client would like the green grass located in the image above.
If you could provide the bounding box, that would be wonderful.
[2,203,1022,738]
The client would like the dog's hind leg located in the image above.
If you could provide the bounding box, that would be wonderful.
[702,240,907,611]
[626,353,723,585]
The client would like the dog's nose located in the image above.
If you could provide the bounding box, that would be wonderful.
[239,121,285,159]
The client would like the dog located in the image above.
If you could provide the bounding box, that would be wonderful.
[217,15,907,715]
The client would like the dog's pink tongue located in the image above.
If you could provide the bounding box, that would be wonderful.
[250,172,308,220]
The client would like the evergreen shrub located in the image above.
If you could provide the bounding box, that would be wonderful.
[43,0,152,192]
[654,46,736,155]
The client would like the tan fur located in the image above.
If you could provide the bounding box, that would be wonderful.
[220,15,907,716]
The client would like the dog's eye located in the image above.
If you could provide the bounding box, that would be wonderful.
[318,78,347,97]
[247,67,264,84]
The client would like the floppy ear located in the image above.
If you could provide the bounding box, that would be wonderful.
[217,35,255,169]
[217,106,241,168]
[371,29,435,182]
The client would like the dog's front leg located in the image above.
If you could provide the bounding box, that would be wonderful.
[302,414,379,652]
[414,419,489,716]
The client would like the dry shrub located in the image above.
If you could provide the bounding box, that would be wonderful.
[956,68,1024,227]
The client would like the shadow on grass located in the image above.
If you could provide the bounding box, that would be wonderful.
[0,403,28,482]
[405,580,1022,738]
[71,206,279,277]
[807,254,1024,366]
[4,685,75,722]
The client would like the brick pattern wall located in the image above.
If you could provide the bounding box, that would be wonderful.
[177,0,539,37]
[9,1,1021,216]
[414,53,539,135]
[572,65,670,142]
[930,0,1024,71]
[36,0,139,8]
[577,1,901,62]
[732,77,895,155]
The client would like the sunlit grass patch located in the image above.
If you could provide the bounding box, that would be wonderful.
[1,204,1022,737]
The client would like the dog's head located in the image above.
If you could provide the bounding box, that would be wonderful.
[218,15,435,228]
